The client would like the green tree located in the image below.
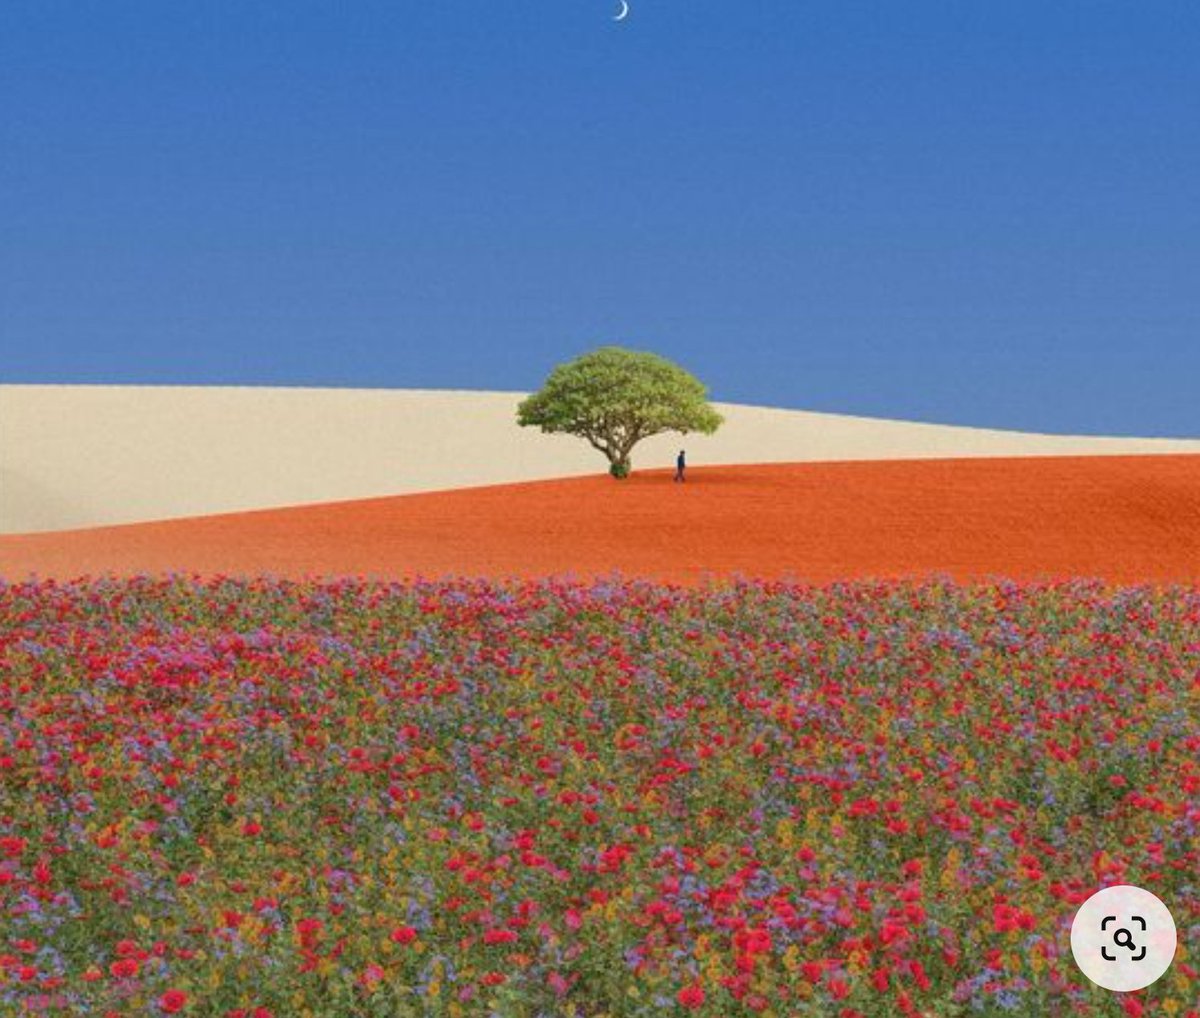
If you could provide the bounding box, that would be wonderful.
[517,346,724,478]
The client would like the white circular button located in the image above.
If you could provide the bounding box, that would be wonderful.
[1070,885,1176,992]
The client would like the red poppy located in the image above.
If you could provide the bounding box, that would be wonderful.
[389,925,418,944]
[159,989,188,1013]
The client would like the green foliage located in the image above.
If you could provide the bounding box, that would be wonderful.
[517,346,723,478]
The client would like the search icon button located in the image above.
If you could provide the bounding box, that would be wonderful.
[1072,886,1174,991]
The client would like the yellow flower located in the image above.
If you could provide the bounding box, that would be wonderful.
[941,847,962,892]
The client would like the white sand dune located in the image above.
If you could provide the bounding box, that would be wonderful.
[2,384,1198,535]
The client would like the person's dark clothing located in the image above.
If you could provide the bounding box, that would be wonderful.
[674,452,686,482]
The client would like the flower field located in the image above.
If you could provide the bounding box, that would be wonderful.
[2,576,1199,1017]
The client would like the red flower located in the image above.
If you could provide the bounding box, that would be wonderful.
[110,958,139,979]
[678,984,705,1008]
[0,836,27,858]
[159,989,188,1013]
[389,925,417,944]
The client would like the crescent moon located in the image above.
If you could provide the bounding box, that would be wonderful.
[614,0,630,21]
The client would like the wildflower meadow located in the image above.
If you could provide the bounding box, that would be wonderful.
[1,576,1198,1017]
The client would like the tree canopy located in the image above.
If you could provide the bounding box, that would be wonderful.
[517,346,723,478]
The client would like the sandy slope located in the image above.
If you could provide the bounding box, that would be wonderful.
[3,456,1199,585]
[3,384,1200,534]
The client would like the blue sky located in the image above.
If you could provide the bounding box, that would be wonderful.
[2,1,1198,435]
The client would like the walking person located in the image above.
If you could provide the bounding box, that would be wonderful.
[674,449,686,483]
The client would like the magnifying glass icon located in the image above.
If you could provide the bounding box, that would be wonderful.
[1113,928,1136,950]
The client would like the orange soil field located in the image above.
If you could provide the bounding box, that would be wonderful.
[2,455,1199,586]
